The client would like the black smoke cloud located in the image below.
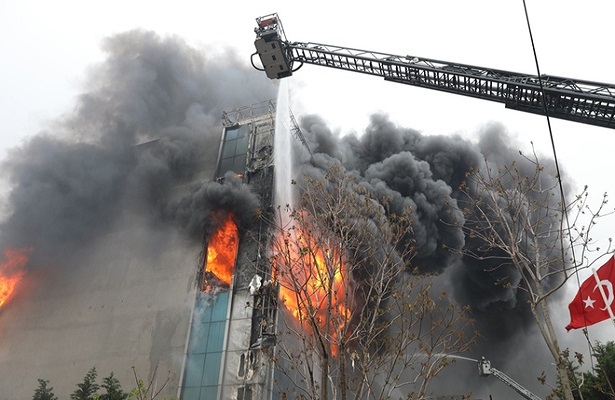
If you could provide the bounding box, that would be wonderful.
[166,172,262,238]
[0,30,274,267]
[297,113,567,376]
[299,113,474,273]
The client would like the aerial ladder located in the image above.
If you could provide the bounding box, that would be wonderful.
[478,357,542,400]
[252,13,615,130]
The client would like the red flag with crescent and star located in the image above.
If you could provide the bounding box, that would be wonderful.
[566,255,615,331]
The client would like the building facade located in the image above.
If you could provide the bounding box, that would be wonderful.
[180,100,281,400]
[0,100,286,400]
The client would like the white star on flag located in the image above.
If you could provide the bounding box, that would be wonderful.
[583,296,596,309]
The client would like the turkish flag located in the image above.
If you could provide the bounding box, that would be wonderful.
[566,255,615,331]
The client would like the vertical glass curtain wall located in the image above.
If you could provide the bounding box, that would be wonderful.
[181,291,230,400]
[217,124,249,177]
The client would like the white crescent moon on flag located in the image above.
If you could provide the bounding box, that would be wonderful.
[593,280,614,311]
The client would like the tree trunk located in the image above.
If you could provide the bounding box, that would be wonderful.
[538,295,574,400]
[339,341,347,400]
[320,353,329,400]
[528,235,574,400]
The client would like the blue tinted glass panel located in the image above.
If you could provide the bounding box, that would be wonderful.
[222,140,237,159]
[237,124,249,138]
[182,291,230,398]
[181,387,201,400]
[225,127,239,140]
[188,323,209,354]
[236,134,249,154]
[200,386,218,400]
[196,294,214,322]
[232,155,246,172]
[218,158,233,176]
[211,292,229,322]
[202,352,223,386]
[206,321,226,352]
[183,353,205,387]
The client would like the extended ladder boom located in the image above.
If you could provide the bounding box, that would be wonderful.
[478,357,542,400]
[253,13,615,129]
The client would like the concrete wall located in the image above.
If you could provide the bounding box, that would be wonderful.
[0,126,225,398]
[0,220,202,398]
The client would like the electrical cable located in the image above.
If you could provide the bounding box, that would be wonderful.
[521,0,596,370]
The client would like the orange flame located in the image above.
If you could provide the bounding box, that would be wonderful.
[204,213,239,287]
[0,248,30,309]
[277,230,351,356]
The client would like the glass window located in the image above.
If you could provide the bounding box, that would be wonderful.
[238,124,249,138]
[236,134,249,155]
[202,352,223,386]
[218,158,233,176]
[211,292,229,321]
[188,324,208,354]
[183,354,205,387]
[232,155,246,173]
[217,124,251,177]
[181,291,229,399]
[200,387,218,399]
[222,140,237,159]
[238,353,246,377]
[206,321,225,352]
[238,385,253,400]
[198,294,213,321]
[225,126,239,140]
[181,387,201,400]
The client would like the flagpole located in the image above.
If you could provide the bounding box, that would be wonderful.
[591,268,615,329]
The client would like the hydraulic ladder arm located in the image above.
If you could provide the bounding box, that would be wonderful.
[478,357,542,400]
[252,13,615,129]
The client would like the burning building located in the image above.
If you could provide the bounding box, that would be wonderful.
[0,29,308,399]
[0,25,302,399]
[0,86,306,400]
[180,101,286,400]
[0,97,288,399]
[0,29,567,400]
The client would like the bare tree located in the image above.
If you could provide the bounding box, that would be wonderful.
[457,149,613,400]
[270,164,475,400]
